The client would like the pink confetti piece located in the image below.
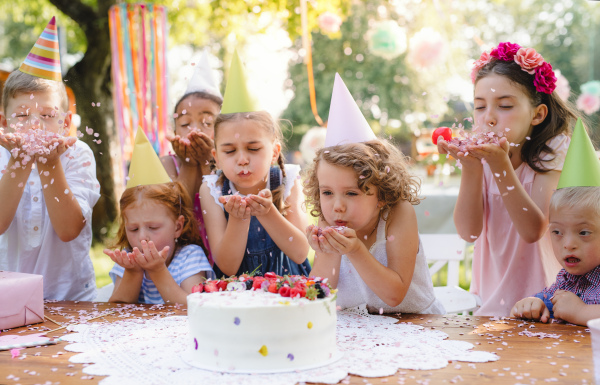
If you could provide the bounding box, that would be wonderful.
[387,235,395,241]
[10,348,20,358]
[288,237,293,242]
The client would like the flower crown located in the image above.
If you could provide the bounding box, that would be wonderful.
[471,42,557,94]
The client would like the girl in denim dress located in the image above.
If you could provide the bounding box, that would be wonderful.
[200,111,311,278]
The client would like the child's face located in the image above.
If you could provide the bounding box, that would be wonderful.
[212,119,281,195]
[549,204,600,276]
[123,199,184,260]
[316,161,382,237]
[174,96,220,139]
[1,91,70,134]
[474,73,546,150]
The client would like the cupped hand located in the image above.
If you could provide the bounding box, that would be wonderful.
[104,248,141,271]
[320,226,363,256]
[37,136,77,163]
[246,189,273,216]
[187,130,214,166]
[218,194,251,220]
[132,240,170,273]
[465,137,511,169]
[438,138,483,170]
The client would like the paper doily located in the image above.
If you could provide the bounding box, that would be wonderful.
[62,307,498,385]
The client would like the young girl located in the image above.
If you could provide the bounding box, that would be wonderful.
[304,140,444,314]
[106,181,214,304]
[200,111,311,277]
[437,42,578,316]
[161,91,222,262]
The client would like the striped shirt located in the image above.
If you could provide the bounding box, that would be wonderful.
[109,244,214,304]
[534,265,600,318]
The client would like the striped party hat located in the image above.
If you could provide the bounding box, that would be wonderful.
[19,17,62,82]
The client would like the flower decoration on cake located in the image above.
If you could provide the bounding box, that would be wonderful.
[471,42,557,94]
[191,272,336,300]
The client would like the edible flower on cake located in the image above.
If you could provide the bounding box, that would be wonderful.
[191,273,336,300]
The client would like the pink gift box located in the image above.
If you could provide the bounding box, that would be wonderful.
[0,271,44,330]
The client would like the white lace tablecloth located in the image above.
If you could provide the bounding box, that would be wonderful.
[62,307,499,385]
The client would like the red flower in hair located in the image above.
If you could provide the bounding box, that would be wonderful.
[490,42,521,61]
[534,62,557,94]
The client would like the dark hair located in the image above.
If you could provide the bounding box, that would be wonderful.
[475,60,579,173]
[303,139,421,221]
[173,91,223,117]
[213,111,289,214]
[113,181,201,250]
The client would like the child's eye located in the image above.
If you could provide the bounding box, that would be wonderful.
[128,228,138,232]
[224,150,235,154]
[474,106,485,110]
[320,190,332,196]
[550,230,561,236]
[499,105,513,109]
[180,123,190,127]
[248,147,261,152]
[346,191,358,196]
[580,230,591,236]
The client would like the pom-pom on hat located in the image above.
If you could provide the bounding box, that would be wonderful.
[324,73,376,147]
[557,118,600,189]
[220,49,260,114]
[184,49,221,98]
[19,17,62,82]
[126,129,172,189]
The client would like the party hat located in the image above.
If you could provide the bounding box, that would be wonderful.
[221,49,260,113]
[184,49,221,97]
[324,73,376,147]
[126,129,171,189]
[19,17,62,82]
[557,118,600,188]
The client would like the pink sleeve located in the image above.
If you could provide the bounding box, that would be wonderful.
[537,134,570,171]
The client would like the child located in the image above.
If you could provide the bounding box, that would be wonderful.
[511,120,600,326]
[200,50,311,277]
[305,74,444,314]
[437,42,578,316]
[107,130,213,304]
[0,18,100,301]
[161,52,223,261]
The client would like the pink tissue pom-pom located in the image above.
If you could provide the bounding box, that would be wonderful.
[576,93,600,115]
[554,70,571,101]
[407,27,446,69]
[317,11,342,34]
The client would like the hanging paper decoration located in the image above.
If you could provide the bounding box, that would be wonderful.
[576,80,600,115]
[407,27,446,69]
[554,69,571,102]
[317,11,342,34]
[108,3,169,182]
[367,20,407,60]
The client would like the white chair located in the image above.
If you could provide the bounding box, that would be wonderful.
[421,233,481,314]
[94,283,114,302]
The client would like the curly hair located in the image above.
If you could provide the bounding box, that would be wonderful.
[112,181,201,251]
[303,139,421,220]
[213,111,290,215]
[475,60,579,173]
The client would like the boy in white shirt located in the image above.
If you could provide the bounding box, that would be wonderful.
[0,17,100,300]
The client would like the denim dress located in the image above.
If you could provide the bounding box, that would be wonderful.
[212,166,312,278]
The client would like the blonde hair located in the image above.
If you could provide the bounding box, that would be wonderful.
[303,139,421,220]
[213,111,289,214]
[550,186,600,217]
[112,181,201,251]
[2,70,68,112]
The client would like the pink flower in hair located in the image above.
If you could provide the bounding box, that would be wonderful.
[490,42,521,61]
[514,47,545,74]
[534,62,557,94]
[470,51,491,83]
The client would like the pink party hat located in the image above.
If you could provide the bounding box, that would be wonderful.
[19,17,62,82]
[324,73,376,147]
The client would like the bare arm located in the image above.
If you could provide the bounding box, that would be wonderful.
[0,157,31,234]
[200,182,249,277]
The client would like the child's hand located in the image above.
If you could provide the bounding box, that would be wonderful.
[0,133,29,162]
[37,136,77,163]
[466,137,511,169]
[510,297,550,323]
[187,130,214,166]
[104,248,141,272]
[218,194,251,220]
[305,225,342,256]
[132,240,170,273]
[320,226,364,256]
[438,138,482,170]
[551,290,584,322]
[246,189,273,217]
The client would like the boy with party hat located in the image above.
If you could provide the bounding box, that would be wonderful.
[108,129,213,304]
[304,73,444,314]
[511,119,600,325]
[0,17,101,301]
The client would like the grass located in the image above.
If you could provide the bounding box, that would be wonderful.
[91,243,113,288]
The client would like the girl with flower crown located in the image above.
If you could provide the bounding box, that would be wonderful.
[437,42,581,316]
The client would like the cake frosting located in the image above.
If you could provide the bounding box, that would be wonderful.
[186,275,338,373]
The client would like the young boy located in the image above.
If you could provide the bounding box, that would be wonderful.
[511,120,600,326]
[0,17,100,300]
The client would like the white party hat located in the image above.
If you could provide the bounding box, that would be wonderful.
[184,49,221,97]
[324,73,376,147]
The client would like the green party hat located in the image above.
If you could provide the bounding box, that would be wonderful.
[126,129,171,189]
[220,50,260,113]
[557,118,600,188]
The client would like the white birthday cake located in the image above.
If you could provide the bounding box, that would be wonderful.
[186,274,338,373]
